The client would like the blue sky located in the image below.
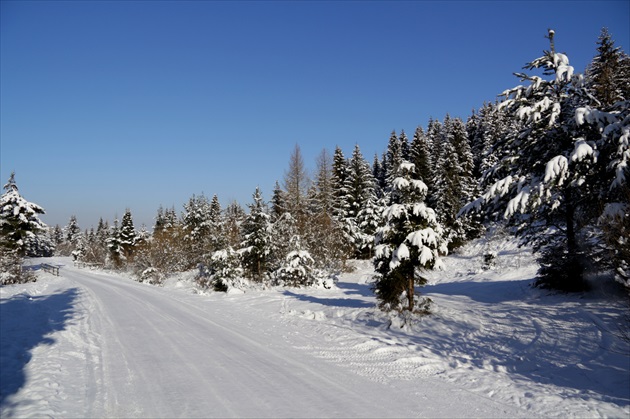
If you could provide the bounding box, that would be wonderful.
[1,1,628,230]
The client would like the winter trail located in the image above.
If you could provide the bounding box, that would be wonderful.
[2,241,629,418]
[2,260,527,418]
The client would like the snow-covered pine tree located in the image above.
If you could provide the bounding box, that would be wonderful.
[207,194,225,252]
[356,194,382,258]
[270,180,287,221]
[431,115,462,244]
[65,215,81,245]
[586,27,630,108]
[331,146,348,219]
[449,117,482,246]
[303,148,352,271]
[203,247,244,292]
[410,126,433,189]
[240,187,272,281]
[384,130,404,189]
[275,235,316,287]
[468,102,516,181]
[399,130,410,161]
[269,211,298,272]
[0,172,48,257]
[343,143,377,257]
[119,209,137,262]
[425,118,443,208]
[462,29,629,291]
[182,194,212,266]
[106,218,124,268]
[372,153,386,197]
[373,161,447,313]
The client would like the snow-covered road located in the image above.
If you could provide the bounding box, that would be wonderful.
[1,260,525,418]
[2,242,629,418]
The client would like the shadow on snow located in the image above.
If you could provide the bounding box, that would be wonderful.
[0,288,80,409]
[282,290,373,309]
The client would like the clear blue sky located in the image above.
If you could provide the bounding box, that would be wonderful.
[1,0,628,230]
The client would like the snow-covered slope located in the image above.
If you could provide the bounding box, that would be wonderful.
[1,237,628,418]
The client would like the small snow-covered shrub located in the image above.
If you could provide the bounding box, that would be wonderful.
[0,249,36,285]
[275,249,315,287]
[483,251,497,270]
[140,267,165,286]
[310,269,337,289]
[196,247,243,293]
[209,247,243,280]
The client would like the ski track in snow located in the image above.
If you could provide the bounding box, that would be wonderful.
[1,237,629,418]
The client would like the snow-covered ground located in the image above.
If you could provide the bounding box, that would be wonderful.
[1,237,629,418]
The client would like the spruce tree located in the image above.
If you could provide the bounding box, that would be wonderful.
[373,161,447,313]
[270,180,287,221]
[463,29,629,291]
[207,194,225,251]
[586,27,630,108]
[182,194,212,254]
[410,126,433,188]
[343,143,377,257]
[0,172,47,257]
[331,146,348,219]
[107,218,124,268]
[119,209,137,261]
[241,187,272,281]
[384,130,404,188]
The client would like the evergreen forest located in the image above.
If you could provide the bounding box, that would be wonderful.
[2,29,629,314]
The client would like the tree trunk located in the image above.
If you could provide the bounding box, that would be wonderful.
[565,190,577,258]
[408,277,414,311]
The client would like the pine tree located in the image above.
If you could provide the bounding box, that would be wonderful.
[331,146,348,219]
[373,162,447,313]
[463,29,629,291]
[384,130,404,188]
[241,187,272,281]
[275,235,316,287]
[356,194,382,258]
[410,126,433,187]
[586,27,630,108]
[372,153,386,197]
[107,218,124,268]
[208,194,225,251]
[119,209,137,262]
[181,193,212,266]
[0,172,47,257]
[182,194,212,244]
[343,143,377,257]
[269,212,298,272]
[399,130,410,160]
[270,180,287,221]
[468,102,516,181]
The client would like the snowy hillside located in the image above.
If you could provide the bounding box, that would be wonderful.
[1,236,629,418]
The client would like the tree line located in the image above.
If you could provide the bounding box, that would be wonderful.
[2,28,628,314]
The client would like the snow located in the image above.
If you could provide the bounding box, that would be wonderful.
[570,138,597,163]
[1,238,629,418]
[543,155,569,185]
[389,243,409,269]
